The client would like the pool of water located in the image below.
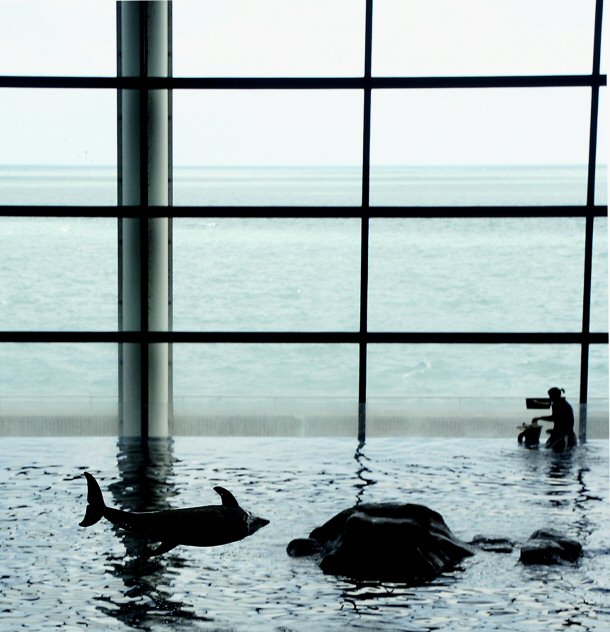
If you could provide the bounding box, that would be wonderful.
[1,437,609,631]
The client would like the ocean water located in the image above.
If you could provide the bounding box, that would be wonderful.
[0,165,607,434]
[1,436,609,631]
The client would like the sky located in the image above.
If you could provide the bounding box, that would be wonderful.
[0,0,606,166]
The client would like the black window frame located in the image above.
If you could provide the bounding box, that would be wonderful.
[0,0,607,441]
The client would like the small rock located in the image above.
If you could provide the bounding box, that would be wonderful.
[286,538,320,557]
[519,529,582,565]
[469,535,515,554]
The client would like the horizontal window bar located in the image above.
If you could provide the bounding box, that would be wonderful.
[0,75,606,90]
[0,332,606,344]
[0,205,607,219]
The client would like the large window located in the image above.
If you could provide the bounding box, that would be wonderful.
[0,0,607,438]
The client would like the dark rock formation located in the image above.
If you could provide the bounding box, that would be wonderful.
[519,529,583,565]
[287,503,474,582]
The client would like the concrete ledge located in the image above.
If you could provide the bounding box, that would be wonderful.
[0,413,606,438]
[0,416,118,436]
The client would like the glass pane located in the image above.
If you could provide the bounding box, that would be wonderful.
[173,91,362,205]
[0,218,117,330]
[366,344,582,436]
[601,1,608,75]
[173,218,360,331]
[596,88,607,205]
[588,344,609,439]
[0,165,116,206]
[591,217,608,333]
[173,344,359,435]
[370,89,591,206]
[0,90,117,205]
[0,344,117,434]
[368,218,584,332]
[173,165,362,207]
[373,0,596,76]
[173,0,365,77]
[0,1,115,76]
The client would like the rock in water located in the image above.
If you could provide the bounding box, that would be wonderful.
[469,535,516,554]
[519,529,582,565]
[287,503,474,582]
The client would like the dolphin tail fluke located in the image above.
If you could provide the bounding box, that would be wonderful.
[79,471,106,527]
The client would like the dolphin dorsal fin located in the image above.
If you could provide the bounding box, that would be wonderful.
[213,486,239,507]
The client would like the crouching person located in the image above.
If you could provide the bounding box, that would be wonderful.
[531,387,577,452]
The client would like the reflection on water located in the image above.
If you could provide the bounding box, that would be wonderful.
[97,438,210,629]
[545,450,579,508]
[0,437,608,631]
[544,449,606,547]
[353,441,376,506]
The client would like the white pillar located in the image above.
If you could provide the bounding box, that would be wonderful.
[118,1,171,438]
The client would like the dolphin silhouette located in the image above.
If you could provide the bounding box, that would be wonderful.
[79,471,269,555]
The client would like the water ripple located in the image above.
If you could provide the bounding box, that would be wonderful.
[0,437,608,631]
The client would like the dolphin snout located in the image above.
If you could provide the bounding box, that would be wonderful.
[249,516,270,534]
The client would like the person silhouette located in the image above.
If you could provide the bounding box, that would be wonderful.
[531,387,577,452]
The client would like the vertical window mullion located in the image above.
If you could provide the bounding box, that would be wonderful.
[579,0,604,437]
[167,0,174,431]
[358,0,374,443]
